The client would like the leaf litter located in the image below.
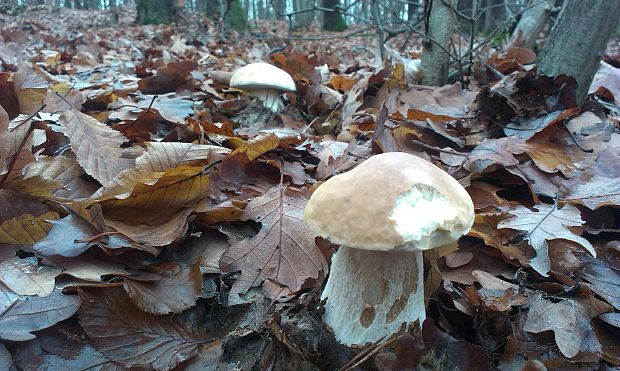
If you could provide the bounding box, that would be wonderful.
[0,4,620,371]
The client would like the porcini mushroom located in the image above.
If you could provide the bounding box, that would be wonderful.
[304,152,474,346]
[229,62,296,112]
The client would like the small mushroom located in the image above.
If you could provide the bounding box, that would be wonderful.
[304,152,474,346]
[229,62,296,112]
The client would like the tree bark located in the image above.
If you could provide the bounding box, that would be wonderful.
[510,0,553,50]
[421,0,458,86]
[539,0,620,105]
[322,0,347,31]
[136,0,180,24]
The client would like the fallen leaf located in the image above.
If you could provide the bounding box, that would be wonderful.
[0,211,57,244]
[60,109,143,185]
[124,263,201,314]
[22,155,98,199]
[498,204,594,275]
[220,185,327,302]
[0,255,61,296]
[79,287,213,370]
[562,149,620,209]
[229,133,280,161]
[523,294,612,358]
[92,165,209,226]
[0,288,80,341]
[136,142,230,172]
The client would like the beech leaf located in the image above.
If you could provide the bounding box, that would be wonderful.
[0,211,57,244]
[220,185,327,302]
[59,109,142,185]
[78,287,214,370]
[497,204,594,275]
[0,255,61,296]
[0,289,80,341]
[123,263,202,314]
[136,142,230,172]
[92,165,209,226]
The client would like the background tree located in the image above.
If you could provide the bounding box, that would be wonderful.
[322,0,347,31]
[136,0,182,24]
[538,0,620,104]
[421,0,458,85]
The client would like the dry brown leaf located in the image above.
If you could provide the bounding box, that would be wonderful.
[0,211,56,245]
[22,155,98,199]
[12,62,47,115]
[220,185,327,303]
[498,204,594,276]
[0,255,62,296]
[59,109,142,185]
[136,142,230,172]
[523,294,612,358]
[124,263,201,314]
[79,287,214,370]
[92,165,208,225]
[229,133,280,161]
[329,75,359,92]
[0,288,80,341]
[33,204,130,257]
[562,149,620,209]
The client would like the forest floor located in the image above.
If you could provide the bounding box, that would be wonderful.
[1,4,620,371]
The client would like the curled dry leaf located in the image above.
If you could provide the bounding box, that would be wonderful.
[0,288,80,341]
[22,155,98,199]
[92,165,209,226]
[78,287,214,371]
[220,185,327,303]
[562,149,620,209]
[228,133,280,161]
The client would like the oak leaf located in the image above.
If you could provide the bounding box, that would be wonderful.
[498,204,595,275]
[523,294,612,358]
[220,185,327,302]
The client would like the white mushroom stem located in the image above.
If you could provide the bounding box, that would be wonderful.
[247,88,284,112]
[321,245,425,346]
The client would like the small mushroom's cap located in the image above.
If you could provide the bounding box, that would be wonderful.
[229,62,296,92]
[304,152,474,251]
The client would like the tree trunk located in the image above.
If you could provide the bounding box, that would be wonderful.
[539,0,620,105]
[510,0,553,50]
[322,0,347,31]
[421,0,458,86]
[136,0,179,24]
[294,0,315,28]
[272,0,286,19]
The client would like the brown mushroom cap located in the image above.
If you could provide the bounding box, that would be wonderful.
[304,152,474,251]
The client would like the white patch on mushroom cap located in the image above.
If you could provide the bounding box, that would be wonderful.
[390,186,458,248]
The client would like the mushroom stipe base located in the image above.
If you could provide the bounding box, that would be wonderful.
[321,245,425,346]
